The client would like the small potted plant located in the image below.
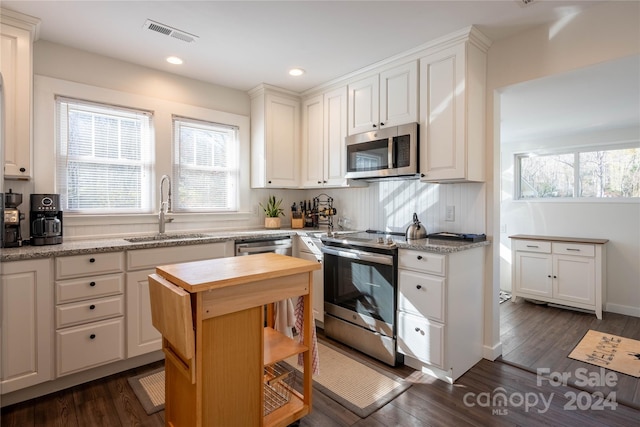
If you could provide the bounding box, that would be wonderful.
[260,195,284,229]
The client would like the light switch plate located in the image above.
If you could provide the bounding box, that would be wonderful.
[445,205,455,222]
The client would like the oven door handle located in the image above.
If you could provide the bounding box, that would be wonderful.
[321,247,393,266]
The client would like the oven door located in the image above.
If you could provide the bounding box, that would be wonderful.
[322,246,396,336]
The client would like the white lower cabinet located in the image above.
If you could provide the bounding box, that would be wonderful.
[510,235,607,319]
[297,247,324,323]
[126,242,231,357]
[54,252,126,377]
[397,247,484,383]
[1,259,53,394]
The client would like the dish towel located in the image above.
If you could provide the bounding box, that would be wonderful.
[295,295,320,375]
[274,298,296,338]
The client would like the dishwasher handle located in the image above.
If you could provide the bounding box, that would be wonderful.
[236,244,291,254]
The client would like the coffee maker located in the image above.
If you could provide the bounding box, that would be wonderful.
[3,189,25,247]
[30,194,63,246]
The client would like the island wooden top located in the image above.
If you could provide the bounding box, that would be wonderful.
[508,234,609,245]
[155,252,321,293]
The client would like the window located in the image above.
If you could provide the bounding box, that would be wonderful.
[516,146,640,199]
[56,97,153,213]
[173,116,239,211]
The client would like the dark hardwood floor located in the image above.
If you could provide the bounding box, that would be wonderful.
[3,304,640,426]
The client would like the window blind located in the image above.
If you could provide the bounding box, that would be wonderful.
[56,96,153,213]
[172,116,239,211]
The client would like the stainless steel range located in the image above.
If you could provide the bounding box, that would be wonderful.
[321,230,405,366]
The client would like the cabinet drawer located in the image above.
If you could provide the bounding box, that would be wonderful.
[513,240,551,253]
[397,311,443,368]
[127,243,228,271]
[56,317,125,377]
[56,295,124,329]
[398,250,446,276]
[56,273,124,304]
[398,269,444,321]
[552,242,595,257]
[56,252,125,280]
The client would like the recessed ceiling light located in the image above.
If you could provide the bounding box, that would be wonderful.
[166,56,183,65]
[289,68,305,76]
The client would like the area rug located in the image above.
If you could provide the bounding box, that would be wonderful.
[128,368,165,415]
[568,330,640,378]
[499,290,511,304]
[284,341,412,418]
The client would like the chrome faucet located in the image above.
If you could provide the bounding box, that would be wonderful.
[158,175,173,234]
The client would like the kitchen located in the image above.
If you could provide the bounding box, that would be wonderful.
[1,1,639,426]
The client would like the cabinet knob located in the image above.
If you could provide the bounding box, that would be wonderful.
[416,285,422,290]
[417,255,423,260]
[553,275,557,279]
[19,167,26,173]
[89,258,96,263]
[268,180,272,184]
[89,305,96,310]
[380,122,385,126]
[89,281,96,287]
[89,334,96,340]
[547,275,551,278]
[317,181,322,184]
[323,180,327,184]
[414,327,421,332]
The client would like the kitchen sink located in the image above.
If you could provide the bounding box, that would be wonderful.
[124,233,211,243]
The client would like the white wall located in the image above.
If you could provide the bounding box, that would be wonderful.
[484,0,640,358]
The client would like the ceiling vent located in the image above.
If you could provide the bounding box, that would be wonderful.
[143,19,199,43]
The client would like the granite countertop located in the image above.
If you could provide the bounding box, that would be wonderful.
[0,229,490,262]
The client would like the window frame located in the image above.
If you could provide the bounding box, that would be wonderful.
[514,141,640,201]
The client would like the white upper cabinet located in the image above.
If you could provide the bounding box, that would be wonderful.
[347,61,418,135]
[301,86,349,188]
[419,30,490,182]
[1,10,39,180]
[250,84,301,188]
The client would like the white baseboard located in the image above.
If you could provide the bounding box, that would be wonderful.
[605,302,640,318]
[483,342,502,361]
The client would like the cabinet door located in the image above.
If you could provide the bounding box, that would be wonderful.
[397,311,443,368]
[514,251,553,298]
[126,269,162,357]
[379,61,418,128]
[1,23,32,178]
[324,86,348,187]
[419,43,466,181]
[1,259,53,393]
[347,74,379,135]
[301,94,325,187]
[265,93,300,187]
[553,255,595,305]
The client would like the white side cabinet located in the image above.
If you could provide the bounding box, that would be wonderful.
[397,246,484,383]
[54,252,126,377]
[301,86,349,188]
[1,10,39,179]
[125,242,231,357]
[347,61,418,135]
[1,259,53,394]
[249,84,300,188]
[510,235,607,319]
[296,236,324,324]
[419,29,490,182]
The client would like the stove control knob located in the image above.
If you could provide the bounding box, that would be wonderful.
[377,237,384,244]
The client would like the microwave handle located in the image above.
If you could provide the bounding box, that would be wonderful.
[388,137,394,168]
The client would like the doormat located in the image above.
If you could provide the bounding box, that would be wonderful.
[499,290,511,304]
[284,341,413,418]
[128,367,164,415]
[568,330,640,378]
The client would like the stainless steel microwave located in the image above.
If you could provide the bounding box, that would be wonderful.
[344,122,419,180]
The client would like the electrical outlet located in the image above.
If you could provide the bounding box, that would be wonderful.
[500,224,507,233]
[445,205,455,222]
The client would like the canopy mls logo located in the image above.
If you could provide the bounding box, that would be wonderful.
[462,367,619,416]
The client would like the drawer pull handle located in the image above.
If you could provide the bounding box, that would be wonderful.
[89,305,96,310]
[414,327,421,332]
[526,245,539,248]
[89,281,96,287]
[417,255,423,260]
[566,248,581,251]
[89,334,96,340]
[89,258,96,263]
[416,285,422,290]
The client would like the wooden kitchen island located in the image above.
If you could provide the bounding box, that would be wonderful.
[148,253,320,427]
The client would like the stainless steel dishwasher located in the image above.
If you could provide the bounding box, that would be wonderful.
[234,236,293,256]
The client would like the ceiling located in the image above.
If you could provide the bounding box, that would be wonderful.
[2,0,600,93]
